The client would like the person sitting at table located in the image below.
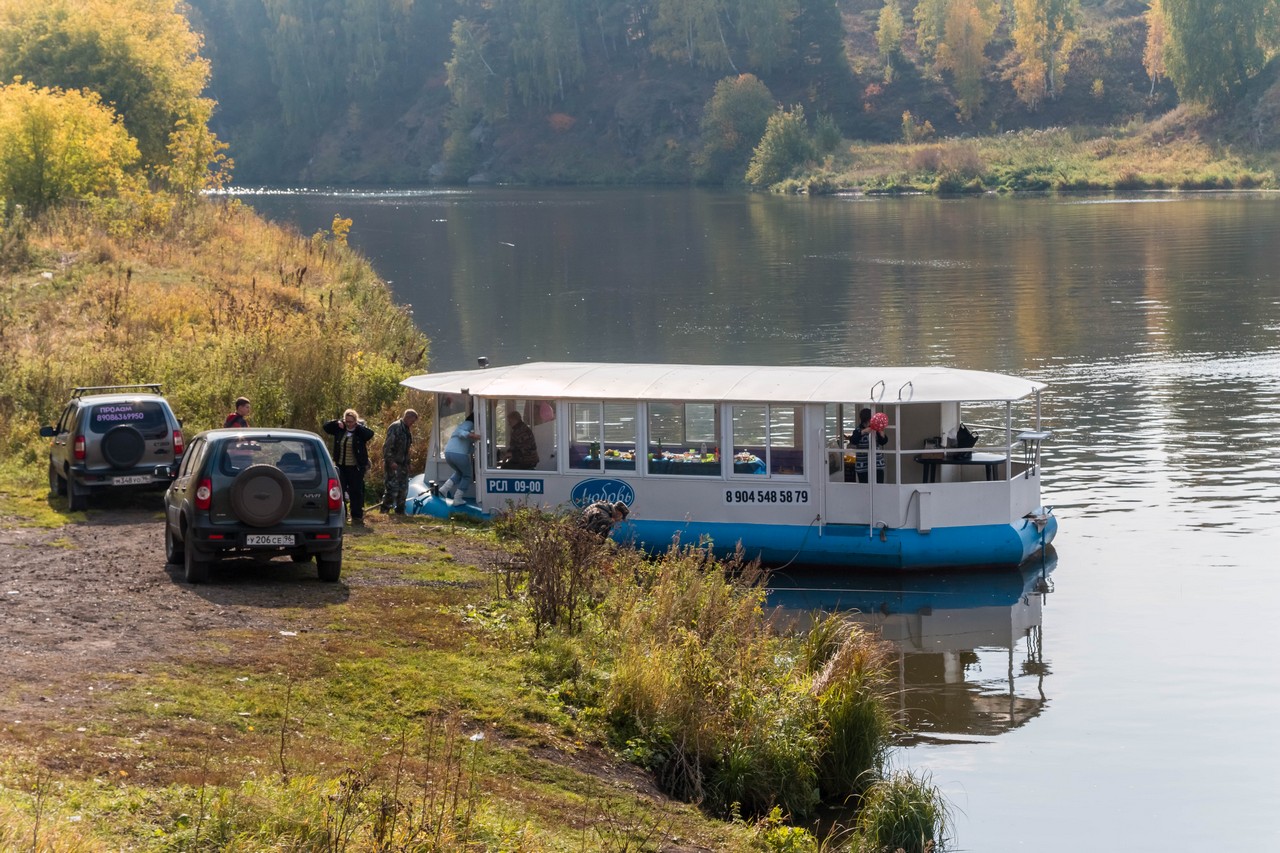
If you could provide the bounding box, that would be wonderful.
[498,410,539,469]
[847,408,888,483]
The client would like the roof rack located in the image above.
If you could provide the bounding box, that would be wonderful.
[71,384,163,398]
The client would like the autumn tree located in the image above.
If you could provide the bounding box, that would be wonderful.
[735,0,797,73]
[651,0,736,70]
[876,0,905,82]
[745,104,814,187]
[504,0,587,105]
[0,0,217,175]
[936,0,1000,121]
[693,73,777,183]
[913,0,949,67]
[1161,0,1272,106]
[0,82,141,215]
[446,18,505,119]
[1142,0,1168,96]
[1009,0,1079,108]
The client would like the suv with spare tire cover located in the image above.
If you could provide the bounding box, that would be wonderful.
[162,428,345,584]
[40,385,184,511]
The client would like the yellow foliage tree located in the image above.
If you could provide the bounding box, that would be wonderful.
[0,0,219,183]
[1143,0,1167,96]
[0,81,141,215]
[1009,0,1078,109]
[935,0,1000,121]
[876,0,905,82]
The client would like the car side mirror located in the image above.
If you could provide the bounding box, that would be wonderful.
[39,425,55,438]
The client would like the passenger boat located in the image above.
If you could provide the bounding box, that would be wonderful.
[401,362,1057,570]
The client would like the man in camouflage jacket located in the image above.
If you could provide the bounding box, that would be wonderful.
[380,409,418,514]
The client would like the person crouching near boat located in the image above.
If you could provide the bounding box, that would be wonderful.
[439,411,479,507]
[579,500,629,539]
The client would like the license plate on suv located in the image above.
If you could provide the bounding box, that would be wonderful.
[245,534,295,546]
[112,474,152,485]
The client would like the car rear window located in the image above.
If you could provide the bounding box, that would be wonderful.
[88,401,169,435]
[218,438,324,485]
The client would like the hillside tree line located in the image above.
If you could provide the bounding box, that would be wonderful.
[2,0,1278,199]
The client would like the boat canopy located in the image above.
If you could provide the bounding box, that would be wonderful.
[401,362,1046,405]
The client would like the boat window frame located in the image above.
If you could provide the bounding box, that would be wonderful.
[726,402,806,480]
[567,400,640,474]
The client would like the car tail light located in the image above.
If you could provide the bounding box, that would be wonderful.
[173,430,184,456]
[327,478,343,511]
[196,478,212,510]
[74,435,86,460]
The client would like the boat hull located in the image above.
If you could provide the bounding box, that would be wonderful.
[621,511,1057,570]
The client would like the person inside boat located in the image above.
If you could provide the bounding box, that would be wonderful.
[847,408,888,483]
[498,409,539,469]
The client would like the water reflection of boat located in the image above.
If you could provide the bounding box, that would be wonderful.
[768,552,1056,744]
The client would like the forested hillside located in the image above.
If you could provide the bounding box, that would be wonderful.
[183,0,1278,185]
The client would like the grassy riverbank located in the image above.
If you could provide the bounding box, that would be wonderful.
[0,200,430,497]
[0,506,944,851]
[0,201,948,851]
[796,106,1278,194]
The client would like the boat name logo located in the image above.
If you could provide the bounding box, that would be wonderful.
[570,478,634,509]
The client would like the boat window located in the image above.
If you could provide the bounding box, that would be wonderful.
[570,402,637,472]
[647,402,721,476]
[731,404,803,476]
[486,399,554,471]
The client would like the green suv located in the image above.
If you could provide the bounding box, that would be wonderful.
[162,428,345,584]
[41,384,184,511]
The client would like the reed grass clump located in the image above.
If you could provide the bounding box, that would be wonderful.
[852,770,951,853]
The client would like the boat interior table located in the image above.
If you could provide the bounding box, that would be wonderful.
[646,458,767,476]
[914,452,1007,483]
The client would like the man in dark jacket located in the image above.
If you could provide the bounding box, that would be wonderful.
[322,409,375,525]
[499,410,539,469]
[380,408,418,514]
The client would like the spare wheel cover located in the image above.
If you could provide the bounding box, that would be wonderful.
[229,464,294,527]
[102,425,146,468]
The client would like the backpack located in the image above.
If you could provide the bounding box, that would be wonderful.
[954,423,978,460]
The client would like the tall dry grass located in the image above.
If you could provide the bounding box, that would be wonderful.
[0,198,430,491]
[496,510,905,826]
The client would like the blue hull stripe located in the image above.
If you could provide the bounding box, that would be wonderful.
[620,515,1057,570]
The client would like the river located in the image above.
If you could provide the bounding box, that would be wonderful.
[240,187,1280,851]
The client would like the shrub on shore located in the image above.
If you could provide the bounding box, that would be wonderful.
[496,509,942,844]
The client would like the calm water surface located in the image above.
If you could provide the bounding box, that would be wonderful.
[242,187,1280,850]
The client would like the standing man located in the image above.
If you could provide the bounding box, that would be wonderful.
[224,397,251,428]
[380,408,418,514]
[323,408,375,526]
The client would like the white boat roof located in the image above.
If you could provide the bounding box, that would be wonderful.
[402,362,1045,404]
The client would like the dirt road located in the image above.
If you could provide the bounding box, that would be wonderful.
[0,507,354,720]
